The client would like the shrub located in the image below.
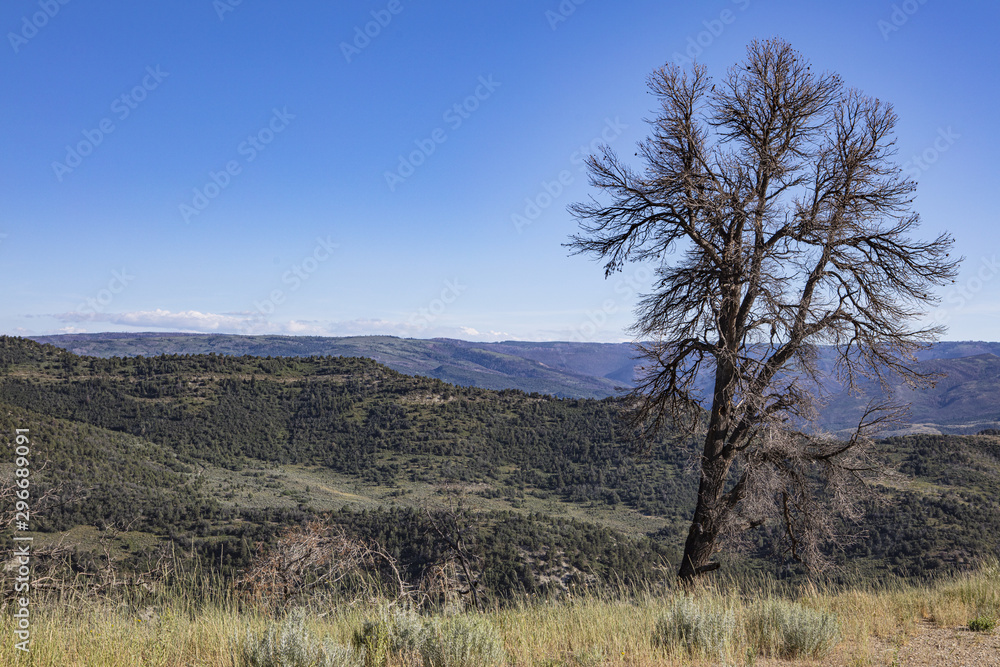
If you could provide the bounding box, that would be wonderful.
[352,606,427,666]
[775,602,839,658]
[420,615,508,667]
[353,608,506,667]
[653,595,734,657]
[234,608,362,667]
[968,616,997,632]
[747,599,839,659]
[384,607,428,657]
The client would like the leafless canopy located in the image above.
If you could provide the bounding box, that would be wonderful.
[235,519,408,605]
[567,39,960,579]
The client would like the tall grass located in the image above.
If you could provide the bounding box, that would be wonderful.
[0,559,996,666]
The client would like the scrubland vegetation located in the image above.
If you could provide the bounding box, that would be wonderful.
[0,560,997,665]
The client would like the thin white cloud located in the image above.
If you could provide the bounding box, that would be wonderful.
[54,309,253,332]
[47,310,514,341]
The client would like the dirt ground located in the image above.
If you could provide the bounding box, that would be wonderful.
[744,621,1000,667]
[867,622,1000,667]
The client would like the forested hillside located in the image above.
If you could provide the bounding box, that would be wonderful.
[29,332,634,399]
[31,333,1000,436]
[1,336,998,601]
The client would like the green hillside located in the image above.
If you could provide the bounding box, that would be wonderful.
[1,336,998,603]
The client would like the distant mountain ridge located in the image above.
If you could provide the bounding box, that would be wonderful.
[29,333,642,399]
[29,333,1000,435]
[823,351,1000,436]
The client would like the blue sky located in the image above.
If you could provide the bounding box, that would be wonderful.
[2,0,997,343]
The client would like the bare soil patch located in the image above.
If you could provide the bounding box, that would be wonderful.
[868,621,1000,666]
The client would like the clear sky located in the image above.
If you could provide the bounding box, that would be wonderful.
[2,0,997,343]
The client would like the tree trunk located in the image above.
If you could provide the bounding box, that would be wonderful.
[678,356,736,583]
[677,453,728,582]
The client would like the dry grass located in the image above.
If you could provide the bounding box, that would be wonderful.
[0,560,996,666]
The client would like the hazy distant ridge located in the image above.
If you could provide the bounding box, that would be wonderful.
[29,333,641,399]
[30,333,1000,434]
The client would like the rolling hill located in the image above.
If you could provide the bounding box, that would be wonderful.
[30,333,1000,436]
[2,335,999,598]
[29,332,638,399]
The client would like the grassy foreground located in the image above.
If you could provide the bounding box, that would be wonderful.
[0,562,997,666]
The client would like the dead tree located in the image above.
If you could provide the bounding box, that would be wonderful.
[567,38,960,582]
[235,519,408,605]
[422,503,484,611]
